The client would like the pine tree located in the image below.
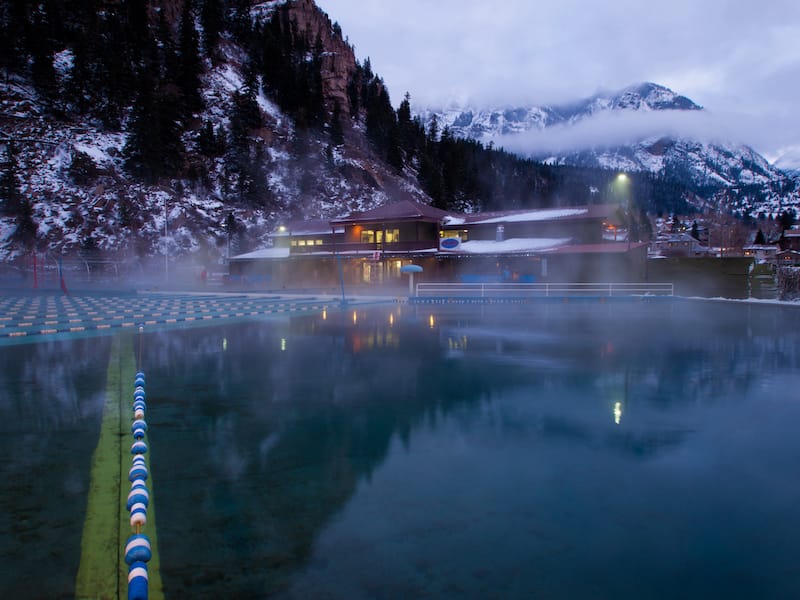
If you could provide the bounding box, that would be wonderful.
[13,196,38,249]
[779,210,796,231]
[329,100,344,146]
[124,74,186,182]
[0,142,21,214]
[1,142,37,247]
[178,0,204,117]
[396,92,415,157]
[200,0,224,62]
[0,0,27,74]
[29,7,59,106]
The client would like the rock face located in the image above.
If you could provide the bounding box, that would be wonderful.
[283,0,358,115]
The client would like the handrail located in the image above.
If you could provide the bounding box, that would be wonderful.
[415,282,674,297]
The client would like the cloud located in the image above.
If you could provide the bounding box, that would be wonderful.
[316,0,800,158]
[492,110,721,156]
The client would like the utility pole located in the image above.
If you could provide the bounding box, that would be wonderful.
[163,196,169,282]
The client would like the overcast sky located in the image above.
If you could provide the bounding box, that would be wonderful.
[316,0,800,165]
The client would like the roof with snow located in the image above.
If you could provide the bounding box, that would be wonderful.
[442,204,612,226]
[331,199,454,225]
[271,219,341,236]
[231,247,290,260]
[453,238,572,254]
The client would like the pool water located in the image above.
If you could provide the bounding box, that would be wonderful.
[2,299,800,598]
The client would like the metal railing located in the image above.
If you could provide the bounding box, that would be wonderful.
[415,282,674,297]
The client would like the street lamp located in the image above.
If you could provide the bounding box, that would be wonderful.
[615,173,632,251]
[163,196,169,282]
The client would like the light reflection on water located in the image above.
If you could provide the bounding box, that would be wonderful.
[2,300,800,598]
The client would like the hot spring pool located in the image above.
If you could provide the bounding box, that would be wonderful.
[2,297,800,598]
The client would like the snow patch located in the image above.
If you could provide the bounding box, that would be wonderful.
[456,237,571,254]
[473,208,588,224]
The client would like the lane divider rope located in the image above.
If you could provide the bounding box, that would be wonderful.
[126,326,152,600]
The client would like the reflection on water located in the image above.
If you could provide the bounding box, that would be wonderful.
[3,300,800,598]
[0,336,112,598]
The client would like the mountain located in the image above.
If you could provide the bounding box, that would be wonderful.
[2,0,638,265]
[430,83,701,138]
[0,0,438,264]
[3,3,794,267]
[422,83,800,219]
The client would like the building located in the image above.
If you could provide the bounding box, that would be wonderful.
[776,250,800,266]
[779,227,800,252]
[649,232,704,257]
[743,244,780,263]
[229,200,648,290]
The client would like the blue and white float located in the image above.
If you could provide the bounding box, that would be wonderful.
[124,534,152,564]
[127,370,151,600]
[126,485,149,511]
[127,562,148,600]
[128,464,148,482]
[131,420,148,439]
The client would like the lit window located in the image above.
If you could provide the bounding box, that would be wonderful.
[298,240,306,246]
[290,240,297,247]
[315,239,323,245]
[361,230,375,243]
[441,229,468,241]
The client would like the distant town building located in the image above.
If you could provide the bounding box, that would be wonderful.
[649,232,704,257]
[743,244,780,263]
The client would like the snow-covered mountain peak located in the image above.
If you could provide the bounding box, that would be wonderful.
[420,83,798,219]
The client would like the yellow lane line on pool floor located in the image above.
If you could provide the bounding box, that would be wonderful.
[75,334,164,600]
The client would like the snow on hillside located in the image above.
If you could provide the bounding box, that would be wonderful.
[0,49,424,264]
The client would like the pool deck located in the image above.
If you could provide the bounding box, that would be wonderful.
[0,291,400,341]
[2,288,798,342]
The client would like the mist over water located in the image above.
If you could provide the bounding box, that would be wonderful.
[2,299,799,598]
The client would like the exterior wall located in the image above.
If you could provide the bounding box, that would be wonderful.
[466,219,605,243]
[231,249,648,290]
[426,248,646,285]
[344,221,438,245]
[432,255,544,283]
[780,233,800,251]
[777,251,800,266]
[228,259,282,287]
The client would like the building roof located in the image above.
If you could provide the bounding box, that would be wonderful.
[743,244,779,251]
[230,247,290,261]
[654,232,698,243]
[272,219,342,236]
[449,237,572,255]
[331,199,453,225]
[442,204,614,226]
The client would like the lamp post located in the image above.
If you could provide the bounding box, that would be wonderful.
[163,195,169,282]
[616,173,632,251]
